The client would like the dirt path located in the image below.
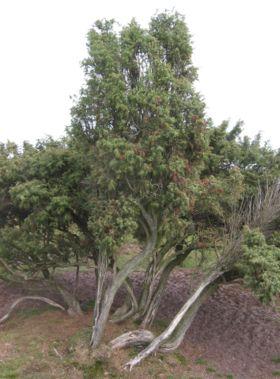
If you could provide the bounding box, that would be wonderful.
[0,270,279,378]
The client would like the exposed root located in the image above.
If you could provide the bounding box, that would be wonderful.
[110,330,155,350]
[0,296,66,325]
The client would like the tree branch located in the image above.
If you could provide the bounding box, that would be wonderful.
[0,296,66,325]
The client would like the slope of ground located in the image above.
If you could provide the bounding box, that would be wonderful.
[0,269,279,378]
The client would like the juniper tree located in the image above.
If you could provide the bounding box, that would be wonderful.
[69,11,248,348]
[33,6,279,362]
[0,10,279,367]
[0,139,93,316]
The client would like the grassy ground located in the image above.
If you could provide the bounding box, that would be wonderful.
[0,306,239,379]
[1,257,279,378]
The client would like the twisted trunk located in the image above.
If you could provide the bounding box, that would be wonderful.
[42,268,83,316]
[124,269,222,370]
[110,277,138,323]
[110,282,215,354]
[140,250,193,327]
[136,255,157,316]
[136,239,177,316]
[90,209,157,348]
[0,265,83,316]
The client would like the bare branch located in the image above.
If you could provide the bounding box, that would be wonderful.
[0,296,66,325]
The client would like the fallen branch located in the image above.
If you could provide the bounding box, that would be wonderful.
[0,296,66,325]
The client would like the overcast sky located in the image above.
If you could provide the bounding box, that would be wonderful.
[0,0,279,148]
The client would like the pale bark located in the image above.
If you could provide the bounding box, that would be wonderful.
[110,330,155,349]
[90,207,157,348]
[159,284,215,352]
[136,239,178,316]
[124,270,222,370]
[0,258,83,316]
[92,252,109,325]
[140,263,175,327]
[56,284,83,316]
[90,233,156,348]
[140,250,191,327]
[0,296,66,325]
[110,277,138,323]
[108,278,215,355]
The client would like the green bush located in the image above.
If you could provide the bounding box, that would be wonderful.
[238,228,280,304]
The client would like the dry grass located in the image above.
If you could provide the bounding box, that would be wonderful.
[0,269,279,378]
[0,307,226,379]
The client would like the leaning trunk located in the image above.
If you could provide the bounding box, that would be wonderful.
[124,269,222,370]
[139,250,193,327]
[136,256,157,317]
[160,283,216,352]
[110,283,214,352]
[140,262,176,328]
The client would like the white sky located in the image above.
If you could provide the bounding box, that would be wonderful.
[0,0,279,148]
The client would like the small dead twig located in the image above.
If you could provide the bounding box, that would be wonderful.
[53,347,63,359]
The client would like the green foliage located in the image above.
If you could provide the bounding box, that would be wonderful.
[268,231,280,248]
[194,357,207,365]
[206,366,216,373]
[272,357,280,364]
[205,121,280,195]
[68,11,250,268]
[173,352,188,365]
[0,139,92,279]
[239,228,280,303]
